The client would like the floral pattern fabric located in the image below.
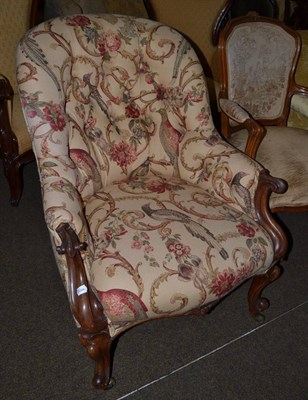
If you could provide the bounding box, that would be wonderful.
[17,14,274,336]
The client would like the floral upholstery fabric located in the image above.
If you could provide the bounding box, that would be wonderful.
[226,22,296,120]
[17,14,275,336]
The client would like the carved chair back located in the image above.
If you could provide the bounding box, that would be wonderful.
[219,14,301,127]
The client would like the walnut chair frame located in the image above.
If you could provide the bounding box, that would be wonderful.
[17,14,288,390]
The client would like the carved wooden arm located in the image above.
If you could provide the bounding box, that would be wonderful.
[254,170,288,263]
[219,98,266,158]
[55,223,108,334]
[0,75,14,102]
[56,223,115,389]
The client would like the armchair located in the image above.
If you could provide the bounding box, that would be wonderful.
[17,14,288,390]
[219,13,308,212]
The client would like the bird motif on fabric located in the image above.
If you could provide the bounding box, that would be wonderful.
[83,73,120,134]
[171,38,191,81]
[158,108,185,178]
[20,31,60,91]
[69,148,101,191]
[97,288,148,323]
[141,203,229,260]
[230,172,252,214]
[129,158,151,179]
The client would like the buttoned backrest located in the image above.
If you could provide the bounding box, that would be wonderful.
[17,15,216,202]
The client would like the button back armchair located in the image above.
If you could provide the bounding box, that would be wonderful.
[17,14,288,390]
[219,13,308,212]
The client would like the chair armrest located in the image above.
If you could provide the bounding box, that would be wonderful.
[41,170,86,241]
[56,223,109,333]
[219,98,266,158]
[0,75,14,101]
[180,129,272,221]
[219,98,250,123]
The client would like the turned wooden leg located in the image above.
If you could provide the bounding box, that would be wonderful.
[248,264,282,322]
[79,330,115,390]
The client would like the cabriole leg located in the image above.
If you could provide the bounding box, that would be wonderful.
[248,264,282,322]
[79,330,115,390]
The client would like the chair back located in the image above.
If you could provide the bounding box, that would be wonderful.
[17,14,214,202]
[219,14,301,125]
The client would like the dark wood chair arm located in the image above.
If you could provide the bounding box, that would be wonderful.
[56,223,109,334]
[0,75,14,102]
[254,170,288,263]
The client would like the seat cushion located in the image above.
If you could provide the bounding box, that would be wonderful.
[229,126,308,209]
[85,175,274,334]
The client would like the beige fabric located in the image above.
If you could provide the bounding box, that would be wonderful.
[11,96,33,152]
[229,126,308,209]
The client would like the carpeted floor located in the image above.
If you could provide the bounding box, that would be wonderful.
[1,162,308,400]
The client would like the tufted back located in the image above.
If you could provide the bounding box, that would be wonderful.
[17,14,215,202]
[223,20,299,121]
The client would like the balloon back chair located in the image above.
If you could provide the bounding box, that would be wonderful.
[219,13,308,212]
[0,0,42,205]
[17,14,288,390]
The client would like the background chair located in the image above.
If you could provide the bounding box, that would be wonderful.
[219,13,308,212]
[17,14,287,390]
[0,0,43,205]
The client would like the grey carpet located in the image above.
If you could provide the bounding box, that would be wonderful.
[1,163,308,400]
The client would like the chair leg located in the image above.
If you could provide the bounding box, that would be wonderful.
[79,330,115,390]
[6,160,23,206]
[248,264,282,322]
[1,150,35,206]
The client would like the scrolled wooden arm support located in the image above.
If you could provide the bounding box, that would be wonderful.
[0,76,14,102]
[254,170,288,263]
[55,222,108,334]
[56,223,114,389]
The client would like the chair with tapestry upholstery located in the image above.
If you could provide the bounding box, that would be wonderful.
[218,13,308,212]
[0,0,43,205]
[17,14,288,390]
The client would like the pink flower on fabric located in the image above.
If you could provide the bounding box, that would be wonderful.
[236,223,255,238]
[167,242,191,257]
[98,31,122,58]
[145,74,154,84]
[145,245,154,253]
[27,109,37,118]
[66,16,90,27]
[131,240,142,250]
[109,141,137,167]
[210,270,235,297]
[85,115,96,129]
[147,180,172,194]
[125,104,140,118]
[196,107,210,126]
[43,102,66,131]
